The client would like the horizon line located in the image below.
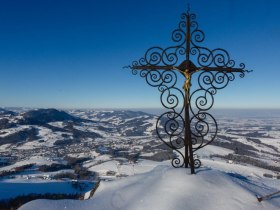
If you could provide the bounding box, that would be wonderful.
[2,106,280,110]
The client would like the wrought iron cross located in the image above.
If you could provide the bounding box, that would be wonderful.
[125,7,252,174]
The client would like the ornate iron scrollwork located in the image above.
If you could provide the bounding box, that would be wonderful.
[125,8,251,173]
[133,68,186,168]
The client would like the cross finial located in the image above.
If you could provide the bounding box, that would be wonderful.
[187,3,191,14]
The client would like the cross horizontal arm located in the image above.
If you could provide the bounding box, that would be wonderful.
[198,67,246,73]
[126,65,252,74]
[131,65,174,71]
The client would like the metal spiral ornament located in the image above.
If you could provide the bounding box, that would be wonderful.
[127,13,188,70]
[134,67,186,167]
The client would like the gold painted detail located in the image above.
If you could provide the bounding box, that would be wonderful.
[172,66,192,92]
[183,73,191,92]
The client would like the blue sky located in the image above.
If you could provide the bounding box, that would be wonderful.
[0,0,279,109]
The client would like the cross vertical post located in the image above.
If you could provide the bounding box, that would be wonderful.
[184,13,195,173]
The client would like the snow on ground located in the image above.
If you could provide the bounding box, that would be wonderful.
[2,169,76,182]
[88,159,165,177]
[196,145,233,158]
[48,121,65,128]
[19,164,280,210]
[0,125,30,138]
[143,118,157,135]
[140,152,155,157]
[0,156,61,172]
[18,144,280,210]
[194,145,279,178]
[0,144,11,150]
[73,124,112,138]
[11,126,71,150]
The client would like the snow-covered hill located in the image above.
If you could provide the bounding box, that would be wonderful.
[19,161,280,210]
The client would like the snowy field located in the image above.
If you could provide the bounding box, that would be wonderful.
[20,156,280,210]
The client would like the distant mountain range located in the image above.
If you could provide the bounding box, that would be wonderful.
[0,107,279,174]
[0,108,157,146]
